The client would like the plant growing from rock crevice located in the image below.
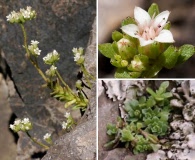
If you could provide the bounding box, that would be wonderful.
[7,6,94,149]
[105,81,173,154]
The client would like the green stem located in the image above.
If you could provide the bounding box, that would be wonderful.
[80,64,95,88]
[55,70,80,102]
[81,64,95,80]
[26,132,49,150]
[20,24,48,82]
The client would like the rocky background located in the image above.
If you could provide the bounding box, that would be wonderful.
[0,0,96,159]
[98,0,195,78]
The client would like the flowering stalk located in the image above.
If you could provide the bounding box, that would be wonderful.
[7,7,91,111]
[26,132,49,149]
[10,118,49,150]
[20,24,47,82]
[72,47,95,88]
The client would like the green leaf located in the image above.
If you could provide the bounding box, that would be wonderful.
[120,129,134,142]
[160,45,179,69]
[146,96,156,108]
[177,44,195,65]
[162,92,172,98]
[112,30,123,41]
[114,68,138,78]
[146,87,156,97]
[156,81,169,95]
[107,123,118,136]
[98,43,116,58]
[148,3,160,18]
[121,17,136,26]
[104,140,117,149]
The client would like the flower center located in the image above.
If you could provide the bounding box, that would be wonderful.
[136,17,166,41]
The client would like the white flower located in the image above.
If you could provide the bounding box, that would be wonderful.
[43,133,51,140]
[14,119,21,125]
[62,121,68,130]
[121,6,174,46]
[9,124,15,130]
[64,112,70,118]
[6,6,36,24]
[74,52,81,61]
[43,50,60,65]
[34,48,41,55]
[22,118,30,124]
[45,65,57,77]
[50,65,57,71]
[72,47,78,53]
[31,40,39,45]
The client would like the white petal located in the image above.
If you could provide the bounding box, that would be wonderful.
[121,24,139,38]
[153,11,170,28]
[154,30,175,43]
[134,6,151,27]
[139,37,154,46]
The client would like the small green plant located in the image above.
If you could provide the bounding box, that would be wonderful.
[99,3,195,78]
[105,81,172,154]
[7,6,94,149]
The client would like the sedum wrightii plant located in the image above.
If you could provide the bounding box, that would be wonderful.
[99,3,195,78]
[7,6,94,149]
[105,81,173,154]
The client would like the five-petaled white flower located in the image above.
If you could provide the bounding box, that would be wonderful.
[121,6,174,46]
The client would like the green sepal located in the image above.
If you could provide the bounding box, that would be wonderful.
[111,56,122,68]
[148,3,160,18]
[112,30,123,41]
[112,41,119,54]
[127,55,149,72]
[176,44,195,65]
[160,45,179,69]
[142,63,162,78]
[138,42,161,59]
[98,43,115,58]
[121,17,136,26]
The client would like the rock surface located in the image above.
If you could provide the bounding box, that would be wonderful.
[0,0,96,159]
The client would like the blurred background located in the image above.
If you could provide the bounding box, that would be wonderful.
[98,0,195,78]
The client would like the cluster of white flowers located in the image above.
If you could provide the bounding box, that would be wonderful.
[45,65,57,77]
[6,6,36,24]
[43,50,60,65]
[10,118,32,132]
[28,40,41,56]
[72,47,84,63]
[62,121,68,130]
